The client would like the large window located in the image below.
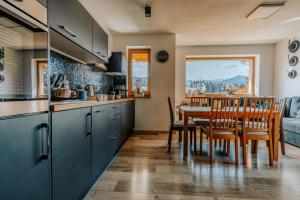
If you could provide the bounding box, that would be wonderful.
[128,49,151,97]
[186,57,255,95]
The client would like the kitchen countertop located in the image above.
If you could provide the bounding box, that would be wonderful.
[50,98,135,112]
[0,100,49,119]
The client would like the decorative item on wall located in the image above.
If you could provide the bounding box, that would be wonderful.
[289,55,298,66]
[288,69,297,79]
[157,50,169,63]
[288,40,300,53]
[0,47,4,83]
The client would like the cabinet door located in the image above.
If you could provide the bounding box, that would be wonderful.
[0,113,50,200]
[92,20,108,62]
[49,0,93,52]
[52,108,92,200]
[108,103,122,154]
[92,105,109,179]
[122,102,130,142]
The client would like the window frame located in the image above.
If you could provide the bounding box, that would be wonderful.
[128,48,151,98]
[185,56,255,96]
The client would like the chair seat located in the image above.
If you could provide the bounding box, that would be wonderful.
[238,127,269,136]
[192,118,209,125]
[173,120,196,128]
[201,126,235,135]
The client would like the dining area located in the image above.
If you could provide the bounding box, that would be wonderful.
[168,95,286,166]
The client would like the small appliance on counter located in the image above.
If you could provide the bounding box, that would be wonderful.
[51,75,76,101]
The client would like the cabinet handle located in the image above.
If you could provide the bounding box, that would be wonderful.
[96,51,102,55]
[58,25,78,37]
[41,123,49,160]
[86,113,92,135]
[95,109,105,113]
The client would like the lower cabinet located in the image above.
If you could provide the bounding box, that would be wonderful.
[92,105,109,179]
[51,100,135,200]
[51,108,92,200]
[0,113,50,200]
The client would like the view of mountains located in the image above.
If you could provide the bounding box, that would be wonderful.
[186,75,248,93]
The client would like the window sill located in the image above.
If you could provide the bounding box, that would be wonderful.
[129,95,151,99]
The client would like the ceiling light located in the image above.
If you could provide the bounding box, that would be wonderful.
[145,5,151,18]
[246,2,286,20]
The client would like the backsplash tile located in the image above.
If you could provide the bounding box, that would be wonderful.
[50,51,113,94]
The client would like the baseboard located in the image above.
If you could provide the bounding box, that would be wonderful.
[133,130,168,134]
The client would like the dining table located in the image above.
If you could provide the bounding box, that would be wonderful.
[179,106,280,161]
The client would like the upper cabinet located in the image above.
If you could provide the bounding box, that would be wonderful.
[49,0,109,63]
[93,20,108,63]
[49,0,93,52]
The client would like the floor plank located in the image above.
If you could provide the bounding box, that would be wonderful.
[85,131,300,200]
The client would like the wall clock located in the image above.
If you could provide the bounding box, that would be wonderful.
[157,50,169,63]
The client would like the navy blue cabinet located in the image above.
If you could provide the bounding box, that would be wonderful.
[50,101,134,200]
[92,105,109,179]
[108,103,122,154]
[92,20,108,62]
[0,113,50,200]
[51,108,92,200]
[49,0,93,52]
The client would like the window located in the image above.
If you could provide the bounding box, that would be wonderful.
[185,57,255,95]
[128,49,151,97]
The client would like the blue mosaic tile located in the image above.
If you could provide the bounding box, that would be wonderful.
[49,51,112,94]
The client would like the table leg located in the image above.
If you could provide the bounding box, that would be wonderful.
[272,113,279,161]
[183,114,188,160]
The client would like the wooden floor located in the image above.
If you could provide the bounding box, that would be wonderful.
[85,131,300,200]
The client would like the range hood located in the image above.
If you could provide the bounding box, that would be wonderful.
[106,52,127,76]
[50,29,105,66]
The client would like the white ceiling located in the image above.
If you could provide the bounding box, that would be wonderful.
[81,0,300,46]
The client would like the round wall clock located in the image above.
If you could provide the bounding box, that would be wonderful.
[288,40,300,53]
[157,50,169,63]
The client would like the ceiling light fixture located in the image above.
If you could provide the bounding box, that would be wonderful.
[246,2,286,20]
[145,5,151,18]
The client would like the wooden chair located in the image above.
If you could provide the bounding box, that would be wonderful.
[274,97,287,155]
[190,97,211,152]
[241,97,274,166]
[201,97,240,164]
[167,97,196,153]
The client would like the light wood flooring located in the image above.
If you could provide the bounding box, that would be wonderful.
[85,131,300,200]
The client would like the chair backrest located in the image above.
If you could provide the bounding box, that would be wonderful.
[242,97,274,131]
[167,97,174,126]
[190,97,211,107]
[274,97,286,119]
[210,97,240,132]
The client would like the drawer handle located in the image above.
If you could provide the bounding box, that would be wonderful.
[41,123,49,160]
[95,109,105,113]
[86,113,92,135]
[58,25,78,37]
[96,51,102,55]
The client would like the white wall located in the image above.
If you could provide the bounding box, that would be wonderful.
[274,33,300,97]
[176,45,275,100]
[112,34,176,131]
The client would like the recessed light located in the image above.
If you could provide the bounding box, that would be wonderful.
[247,2,286,20]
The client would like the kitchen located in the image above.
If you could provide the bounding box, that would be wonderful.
[0,0,134,200]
